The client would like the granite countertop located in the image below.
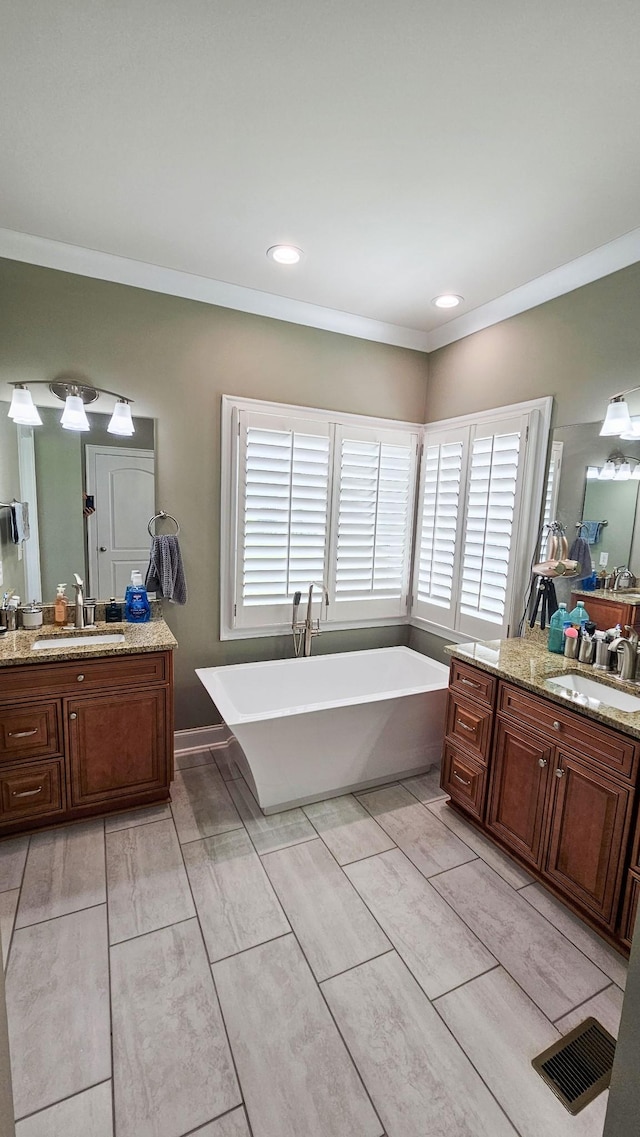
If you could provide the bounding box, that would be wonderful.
[447,627,640,740]
[0,619,177,668]
[571,588,640,606]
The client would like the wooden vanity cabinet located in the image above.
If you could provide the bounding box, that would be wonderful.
[569,592,640,635]
[0,650,173,835]
[443,659,640,948]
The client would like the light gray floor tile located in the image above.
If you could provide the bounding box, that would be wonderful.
[401,767,448,804]
[190,1108,251,1136]
[345,849,495,998]
[227,777,315,855]
[0,889,18,969]
[432,860,609,1019]
[171,766,242,844]
[175,748,215,770]
[214,934,383,1137]
[358,784,477,878]
[6,906,110,1119]
[427,798,534,889]
[262,839,390,980]
[15,1080,113,1137]
[107,818,195,944]
[183,828,289,962]
[214,738,245,781]
[555,983,625,1039]
[16,820,106,928]
[436,966,607,1137]
[520,881,628,989]
[323,951,517,1137]
[303,794,395,865]
[112,918,240,1137]
[105,803,172,832]
[0,835,29,892]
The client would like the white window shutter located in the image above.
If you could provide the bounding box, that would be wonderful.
[411,425,469,627]
[330,424,418,620]
[235,410,331,629]
[539,440,564,559]
[457,415,527,639]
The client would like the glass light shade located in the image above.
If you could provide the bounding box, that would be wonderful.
[107,400,135,436]
[600,398,632,436]
[8,387,42,426]
[614,461,632,481]
[60,394,90,431]
[620,415,640,440]
[586,465,600,480]
[599,461,616,480]
[632,464,640,480]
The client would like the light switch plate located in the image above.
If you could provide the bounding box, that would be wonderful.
[599,551,609,567]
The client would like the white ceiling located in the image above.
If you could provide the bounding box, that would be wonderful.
[1,1,640,348]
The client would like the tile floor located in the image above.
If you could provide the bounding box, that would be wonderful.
[0,743,628,1137]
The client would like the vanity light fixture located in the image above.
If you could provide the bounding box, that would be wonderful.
[592,452,640,481]
[586,465,600,480]
[614,461,632,481]
[432,294,463,309]
[266,245,303,265]
[620,415,640,441]
[598,461,616,480]
[5,374,135,436]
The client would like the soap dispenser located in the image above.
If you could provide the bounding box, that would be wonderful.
[54,584,68,626]
[124,570,150,623]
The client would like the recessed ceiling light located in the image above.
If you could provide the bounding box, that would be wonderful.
[267,245,303,265]
[432,294,463,309]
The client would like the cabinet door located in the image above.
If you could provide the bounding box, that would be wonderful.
[545,751,632,926]
[486,718,552,867]
[68,688,169,806]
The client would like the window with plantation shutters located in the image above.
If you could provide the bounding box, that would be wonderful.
[234,410,331,629]
[330,426,418,620]
[539,440,563,559]
[412,427,468,625]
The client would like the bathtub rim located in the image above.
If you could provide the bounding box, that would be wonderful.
[196,645,449,726]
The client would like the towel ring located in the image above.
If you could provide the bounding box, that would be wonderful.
[148,510,180,537]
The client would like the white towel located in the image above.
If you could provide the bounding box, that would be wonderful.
[145,535,187,604]
[9,501,30,544]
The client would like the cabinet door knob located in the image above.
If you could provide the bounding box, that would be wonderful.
[77,674,85,682]
[69,712,77,720]
[538,758,547,767]
[99,546,107,552]
[555,767,565,778]
[552,721,562,731]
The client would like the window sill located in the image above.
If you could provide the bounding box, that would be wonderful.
[220,615,409,641]
[408,615,477,644]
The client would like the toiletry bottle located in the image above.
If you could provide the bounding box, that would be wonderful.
[563,626,579,658]
[568,600,589,629]
[54,584,68,626]
[105,597,123,623]
[124,570,150,623]
[547,603,568,654]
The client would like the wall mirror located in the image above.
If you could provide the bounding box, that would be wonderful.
[543,421,640,584]
[0,401,155,605]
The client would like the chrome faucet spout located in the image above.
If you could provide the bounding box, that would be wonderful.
[303,582,329,657]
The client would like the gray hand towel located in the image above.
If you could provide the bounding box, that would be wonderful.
[145,535,187,604]
[569,535,593,578]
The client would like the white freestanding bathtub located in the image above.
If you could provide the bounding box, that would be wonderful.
[196,647,449,813]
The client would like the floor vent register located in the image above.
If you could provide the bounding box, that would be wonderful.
[531,1017,616,1114]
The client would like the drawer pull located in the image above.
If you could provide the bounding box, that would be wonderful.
[461,677,479,689]
[538,758,548,768]
[456,719,474,732]
[555,767,565,778]
[552,721,562,731]
[77,674,85,682]
[8,729,38,739]
[12,786,43,798]
[453,772,472,786]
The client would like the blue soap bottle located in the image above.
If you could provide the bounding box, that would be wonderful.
[124,570,150,623]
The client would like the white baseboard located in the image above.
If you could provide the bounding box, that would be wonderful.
[174,724,232,755]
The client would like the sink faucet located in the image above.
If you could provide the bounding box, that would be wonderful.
[73,573,85,629]
[612,627,639,682]
[292,582,329,657]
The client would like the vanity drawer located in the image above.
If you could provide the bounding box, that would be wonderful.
[0,651,169,702]
[0,702,61,763]
[441,742,487,820]
[450,660,496,708]
[498,683,637,781]
[445,692,493,761]
[0,760,64,823]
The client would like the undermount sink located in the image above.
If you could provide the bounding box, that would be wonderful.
[32,633,125,650]
[544,672,640,713]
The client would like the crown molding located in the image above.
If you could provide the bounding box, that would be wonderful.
[0,227,430,353]
[2,223,639,356]
[426,225,640,351]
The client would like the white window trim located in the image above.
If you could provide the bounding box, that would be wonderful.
[220,395,422,640]
[221,393,552,643]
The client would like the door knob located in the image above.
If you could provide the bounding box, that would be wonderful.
[99,546,107,552]
[538,758,547,767]
[69,713,77,720]
[552,721,562,731]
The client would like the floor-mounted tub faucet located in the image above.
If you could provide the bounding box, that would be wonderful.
[292,582,329,656]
